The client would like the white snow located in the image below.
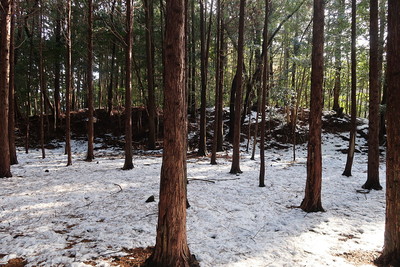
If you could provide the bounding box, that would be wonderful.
[0,132,386,266]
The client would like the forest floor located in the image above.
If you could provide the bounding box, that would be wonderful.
[1,108,386,266]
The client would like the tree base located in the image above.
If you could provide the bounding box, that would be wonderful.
[375,251,400,267]
[229,167,242,174]
[362,181,383,190]
[342,170,352,177]
[122,162,134,170]
[144,252,199,267]
[0,171,12,178]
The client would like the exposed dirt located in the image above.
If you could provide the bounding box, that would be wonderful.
[336,250,380,266]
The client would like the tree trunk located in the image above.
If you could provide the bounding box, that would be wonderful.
[376,0,400,264]
[144,0,157,150]
[0,0,12,178]
[342,0,357,177]
[259,0,269,188]
[229,0,245,174]
[8,0,17,165]
[108,42,116,116]
[65,0,72,166]
[216,19,225,151]
[189,0,196,119]
[332,0,344,113]
[39,0,45,159]
[145,0,196,265]
[54,2,61,130]
[86,0,95,162]
[198,0,207,156]
[363,0,382,190]
[300,0,324,213]
[123,0,134,170]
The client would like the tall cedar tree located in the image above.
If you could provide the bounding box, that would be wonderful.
[65,0,72,166]
[229,0,245,174]
[300,0,324,212]
[210,0,222,165]
[363,0,382,190]
[259,0,269,187]
[86,0,95,161]
[0,0,12,178]
[144,0,157,150]
[198,0,207,156]
[342,0,357,177]
[39,0,45,159]
[146,0,196,265]
[123,0,134,170]
[376,0,400,264]
[8,0,17,165]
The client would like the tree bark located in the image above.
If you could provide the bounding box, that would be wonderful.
[229,0,246,174]
[8,0,17,165]
[0,0,12,178]
[146,0,196,265]
[198,0,207,156]
[342,0,357,177]
[259,0,269,188]
[54,0,62,130]
[300,0,324,213]
[123,0,134,170]
[86,0,95,162]
[376,0,400,264]
[65,0,72,166]
[363,0,382,190]
[39,0,45,159]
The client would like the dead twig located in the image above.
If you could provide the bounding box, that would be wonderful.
[188,178,216,183]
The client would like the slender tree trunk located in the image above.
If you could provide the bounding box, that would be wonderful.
[259,0,269,188]
[189,0,196,119]
[363,0,382,190]
[146,0,196,265]
[8,0,17,165]
[211,0,222,165]
[86,0,95,162]
[108,42,116,116]
[123,0,134,170]
[376,0,400,264]
[65,0,72,166]
[229,0,246,174]
[0,0,12,178]
[198,0,207,156]
[332,0,344,113]
[217,19,225,151]
[39,0,45,159]
[300,0,324,213]
[342,0,357,177]
[54,4,61,129]
[144,0,157,150]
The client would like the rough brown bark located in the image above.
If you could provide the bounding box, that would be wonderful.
[343,0,357,177]
[376,0,400,264]
[122,0,133,170]
[363,0,382,190]
[145,0,196,265]
[300,0,324,213]
[86,0,95,162]
[65,0,72,166]
[229,0,246,174]
[39,0,45,160]
[8,0,17,165]
[54,0,62,130]
[259,0,269,188]
[0,0,12,178]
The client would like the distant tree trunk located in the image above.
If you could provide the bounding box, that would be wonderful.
[189,0,196,119]
[342,0,357,177]
[332,0,344,113]
[65,0,72,166]
[378,0,387,145]
[144,0,157,150]
[54,0,62,130]
[217,18,225,151]
[123,0,134,170]
[0,0,12,178]
[228,71,238,142]
[363,0,382,190]
[259,0,269,188]
[86,0,95,162]
[145,0,196,265]
[229,0,245,174]
[39,0,45,159]
[376,0,400,264]
[197,0,207,156]
[211,0,222,165]
[108,42,116,116]
[8,0,17,165]
[300,0,324,213]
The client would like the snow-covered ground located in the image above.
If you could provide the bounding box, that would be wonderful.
[1,131,386,266]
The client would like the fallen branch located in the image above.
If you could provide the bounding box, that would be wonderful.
[188,178,216,183]
[113,183,123,193]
